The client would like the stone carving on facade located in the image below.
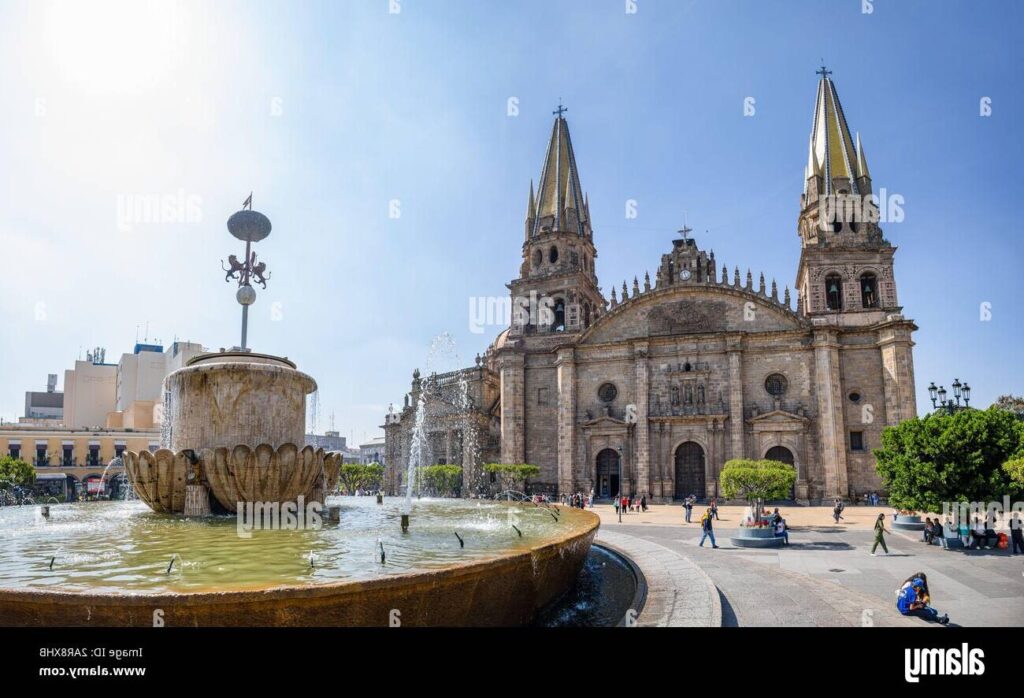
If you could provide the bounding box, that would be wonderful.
[648,300,728,336]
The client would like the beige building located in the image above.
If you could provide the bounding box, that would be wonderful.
[5,341,204,499]
[1,426,160,500]
[385,72,917,504]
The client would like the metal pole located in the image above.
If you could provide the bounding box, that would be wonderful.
[241,305,249,350]
[241,239,251,350]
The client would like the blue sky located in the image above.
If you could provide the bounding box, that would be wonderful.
[0,0,1020,444]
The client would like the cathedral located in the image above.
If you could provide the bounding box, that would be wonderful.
[384,70,918,504]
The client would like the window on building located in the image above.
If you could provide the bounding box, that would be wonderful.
[36,445,47,466]
[88,445,100,466]
[115,445,125,458]
[860,272,879,309]
[549,245,559,264]
[825,273,843,311]
[598,383,618,403]
[765,373,788,397]
[63,446,73,466]
[850,431,865,451]
[552,299,565,332]
[848,391,861,403]
[8,446,20,460]
[583,303,591,329]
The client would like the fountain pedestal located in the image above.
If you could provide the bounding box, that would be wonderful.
[125,351,340,515]
[184,484,212,517]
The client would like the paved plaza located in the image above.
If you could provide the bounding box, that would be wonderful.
[593,504,1024,627]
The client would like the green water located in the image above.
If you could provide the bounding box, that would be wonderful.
[0,497,576,593]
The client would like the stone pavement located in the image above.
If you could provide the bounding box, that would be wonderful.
[592,505,1024,627]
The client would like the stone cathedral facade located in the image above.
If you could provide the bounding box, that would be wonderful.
[385,72,917,504]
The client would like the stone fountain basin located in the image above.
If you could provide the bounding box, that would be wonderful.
[0,506,599,627]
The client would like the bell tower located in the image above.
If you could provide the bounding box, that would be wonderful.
[510,106,605,335]
[795,67,900,324]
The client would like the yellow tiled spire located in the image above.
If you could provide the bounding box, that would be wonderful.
[532,106,588,236]
[805,67,865,195]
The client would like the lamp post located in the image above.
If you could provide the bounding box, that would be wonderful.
[928,378,971,414]
[222,194,272,351]
[616,445,624,523]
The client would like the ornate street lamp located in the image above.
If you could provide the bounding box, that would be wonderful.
[928,378,971,414]
[222,193,272,351]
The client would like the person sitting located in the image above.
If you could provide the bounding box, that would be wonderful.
[941,517,960,549]
[896,574,949,625]
[970,517,987,549]
[923,517,934,543]
[771,507,782,526]
[929,519,943,546]
[774,518,789,546]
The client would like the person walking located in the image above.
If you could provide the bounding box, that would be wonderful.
[832,499,841,524]
[684,496,694,524]
[698,508,719,548]
[710,497,719,520]
[614,496,620,517]
[871,512,891,555]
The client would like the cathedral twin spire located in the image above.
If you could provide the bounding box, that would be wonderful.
[804,66,871,196]
[525,107,592,239]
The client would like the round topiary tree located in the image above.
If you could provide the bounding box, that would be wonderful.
[719,459,797,523]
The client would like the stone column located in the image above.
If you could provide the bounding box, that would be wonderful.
[555,346,576,496]
[813,325,849,499]
[726,340,745,461]
[498,351,526,465]
[877,320,918,425]
[633,342,651,499]
[706,418,717,498]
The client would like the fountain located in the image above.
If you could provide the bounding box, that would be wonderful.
[0,199,601,627]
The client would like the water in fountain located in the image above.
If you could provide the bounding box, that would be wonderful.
[159,386,174,449]
[403,389,428,515]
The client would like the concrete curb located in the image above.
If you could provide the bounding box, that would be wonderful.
[597,529,722,627]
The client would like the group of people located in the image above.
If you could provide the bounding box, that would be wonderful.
[559,492,592,509]
[682,494,718,523]
[922,512,1024,553]
[861,492,882,506]
[614,494,648,515]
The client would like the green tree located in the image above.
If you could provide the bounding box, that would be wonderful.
[418,464,462,497]
[993,394,1024,420]
[336,462,385,494]
[719,459,797,519]
[483,463,541,494]
[0,456,35,490]
[874,407,1024,512]
[1004,457,1024,488]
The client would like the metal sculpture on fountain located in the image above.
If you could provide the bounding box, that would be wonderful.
[123,197,340,515]
[221,193,272,351]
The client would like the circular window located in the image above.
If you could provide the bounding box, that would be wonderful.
[764,374,788,397]
[598,383,618,403]
[549,246,559,263]
[849,391,861,403]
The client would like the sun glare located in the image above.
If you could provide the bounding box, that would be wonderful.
[42,0,190,95]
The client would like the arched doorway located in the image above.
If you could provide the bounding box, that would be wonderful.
[764,445,796,499]
[674,442,705,500]
[595,449,620,499]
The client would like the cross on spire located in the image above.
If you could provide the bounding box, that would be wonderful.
[553,102,568,118]
[677,224,693,241]
[816,63,832,80]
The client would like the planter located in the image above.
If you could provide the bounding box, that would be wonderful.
[731,526,785,548]
[892,514,926,531]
